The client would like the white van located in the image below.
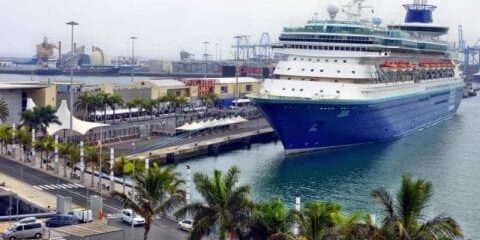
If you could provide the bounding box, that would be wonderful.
[67,208,93,223]
[1,221,44,239]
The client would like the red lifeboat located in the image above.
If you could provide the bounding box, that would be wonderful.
[380,61,398,71]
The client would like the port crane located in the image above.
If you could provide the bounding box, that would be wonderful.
[458,25,480,82]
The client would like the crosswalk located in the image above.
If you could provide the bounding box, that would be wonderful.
[33,183,85,191]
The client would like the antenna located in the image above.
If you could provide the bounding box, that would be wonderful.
[342,0,372,21]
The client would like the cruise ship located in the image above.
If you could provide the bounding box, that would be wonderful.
[250,0,464,153]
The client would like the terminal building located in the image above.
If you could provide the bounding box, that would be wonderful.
[0,81,56,124]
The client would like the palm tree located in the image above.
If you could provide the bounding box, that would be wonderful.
[21,106,61,134]
[59,142,80,178]
[141,99,155,119]
[75,92,92,120]
[84,145,104,187]
[37,136,55,169]
[0,124,12,154]
[96,92,111,123]
[113,154,144,194]
[293,201,342,240]
[126,100,137,120]
[114,165,185,240]
[246,198,295,240]
[372,175,463,240]
[132,98,145,120]
[15,127,31,162]
[175,166,253,240]
[0,99,9,122]
[108,94,124,124]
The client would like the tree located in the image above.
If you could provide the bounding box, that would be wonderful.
[175,166,253,240]
[109,94,124,124]
[97,92,111,123]
[113,154,144,195]
[21,106,61,134]
[37,136,55,169]
[113,165,185,240]
[0,99,9,122]
[246,198,295,240]
[75,92,93,120]
[84,145,107,187]
[372,175,463,240]
[59,142,80,178]
[293,201,342,240]
[0,124,12,154]
[126,100,137,120]
[141,99,155,119]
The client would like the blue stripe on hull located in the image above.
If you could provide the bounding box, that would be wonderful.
[254,87,463,152]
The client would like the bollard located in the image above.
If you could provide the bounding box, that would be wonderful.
[31,129,36,167]
[294,194,301,236]
[145,158,150,172]
[186,165,191,205]
[110,148,114,192]
[54,135,59,175]
[80,141,85,183]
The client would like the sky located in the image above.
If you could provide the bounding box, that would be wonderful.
[0,0,479,61]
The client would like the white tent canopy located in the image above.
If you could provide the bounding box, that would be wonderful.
[26,98,109,135]
[176,116,248,132]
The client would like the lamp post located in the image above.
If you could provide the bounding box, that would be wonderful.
[294,194,301,236]
[80,141,85,183]
[234,36,244,107]
[203,41,209,78]
[186,165,191,205]
[110,148,114,193]
[130,36,137,83]
[66,21,78,143]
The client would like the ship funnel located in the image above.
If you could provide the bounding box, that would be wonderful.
[403,0,437,23]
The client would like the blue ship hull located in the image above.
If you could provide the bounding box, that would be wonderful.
[254,87,464,153]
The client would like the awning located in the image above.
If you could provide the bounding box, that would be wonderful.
[26,98,109,135]
[176,116,248,132]
[49,221,123,238]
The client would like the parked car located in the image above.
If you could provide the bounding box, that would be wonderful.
[14,217,37,225]
[45,214,79,228]
[2,221,44,239]
[177,219,193,232]
[67,208,93,223]
[121,209,145,226]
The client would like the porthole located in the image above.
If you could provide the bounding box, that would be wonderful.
[352,70,356,74]
[336,90,340,94]
[291,88,295,91]
[310,69,314,72]
[320,69,324,72]
[287,67,291,70]
[300,89,304,92]
[343,60,347,63]
[293,58,297,60]
[316,59,320,62]
[325,59,329,63]
[337,70,341,73]
[282,87,286,90]
[308,59,312,61]
[334,60,338,63]
[300,58,304,61]
[287,77,291,80]
[301,69,305,71]
[320,90,324,93]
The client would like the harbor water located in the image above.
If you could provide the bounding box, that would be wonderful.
[176,96,480,239]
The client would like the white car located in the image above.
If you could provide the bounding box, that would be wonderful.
[2,221,44,239]
[121,209,145,226]
[177,219,193,232]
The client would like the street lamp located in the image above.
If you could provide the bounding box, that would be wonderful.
[66,21,79,143]
[203,41,209,78]
[130,36,137,83]
[234,36,245,107]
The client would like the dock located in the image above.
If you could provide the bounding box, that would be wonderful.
[131,127,276,163]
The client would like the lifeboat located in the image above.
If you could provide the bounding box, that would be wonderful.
[380,62,398,71]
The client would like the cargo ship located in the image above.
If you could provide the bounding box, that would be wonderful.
[250,0,464,153]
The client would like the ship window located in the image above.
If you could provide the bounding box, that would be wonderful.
[310,69,314,72]
[337,70,341,73]
[300,58,304,61]
[293,58,296,61]
[335,47,339,50]
[346,47,351,51]
[316,59,320,62]
[300,89,304,92]
[301,68,305,71]
[325,59,329,63]
[287,67,291,70]
[334,59,338,63]
[320,69,324,72]
[320,90,324,93]
[282,87,286,90]
[287,77,291,80]
[291,88,295,91]
[343,60,347,63]
[329,46,333,50]
[340,46,345,51]
[352,70,356,74]
[336,90,340,94]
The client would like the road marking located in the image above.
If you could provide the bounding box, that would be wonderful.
[33,186,42,190]
[33,183,85,191]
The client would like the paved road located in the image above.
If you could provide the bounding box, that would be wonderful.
[0,156,188,239]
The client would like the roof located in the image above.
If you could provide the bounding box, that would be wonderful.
[184,77,260,84]
[0,82,49,90]
[50,221,123,238]
[176,116,248,132]
[27,98,108,135]
[137,79,186,88]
